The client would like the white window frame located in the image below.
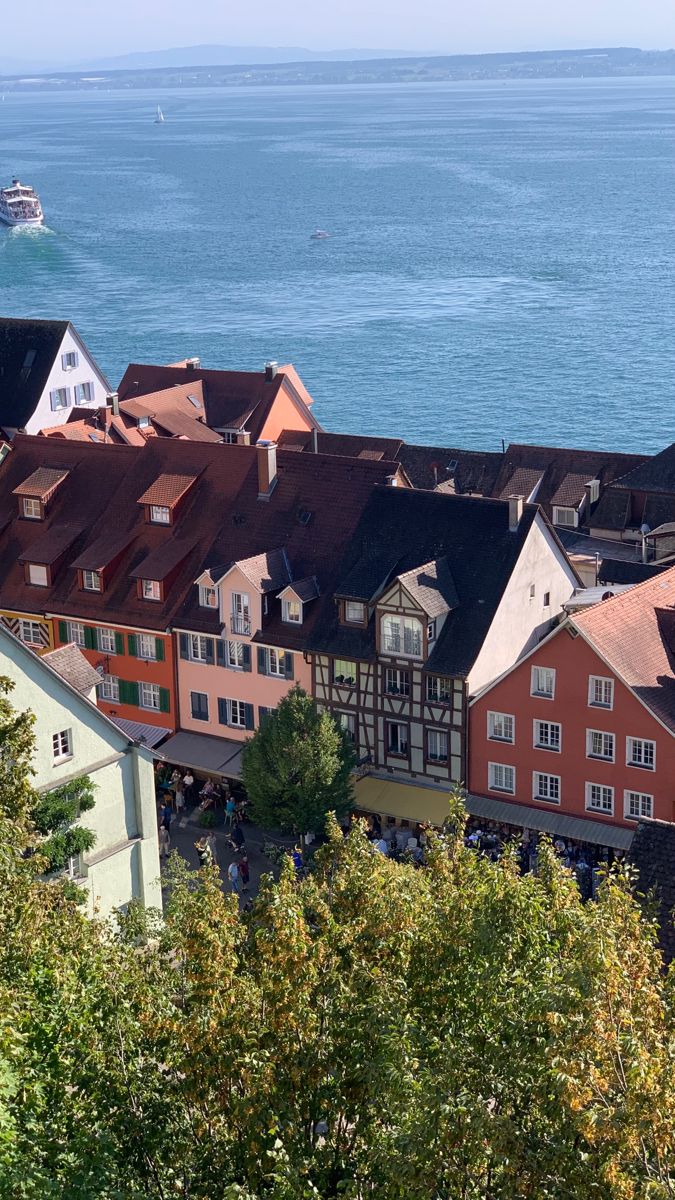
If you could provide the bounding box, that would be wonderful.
[281,597,302,624]
[552,506,578,528]
[626,736,656,771]
[189,634,209,663]
[384,667,410,697]
[20,620,42,646]
[534,719,562,753]
[531,666,555,699]
[226,640,244,669]
[82,569,102,592]
[266,648,286,678]
[149,504,171,525]
[488,762,515,795]
[585,782,614,815]
[61,350,79,370]
[73,380,93,404]
[140,682,160,711]
[67,621,85,647]
[52,728,72,763]
[427,728,448,763]
[623,790,654,820]
[231,591,251,634]
[532,771,561,804]
[586,728,615,762]
[427,675,453,704]
[138,633,157,661]
[333,659,357,686]
[22,497,41,520]
[229,699,248,728]
[50,387,70,411]
[100,674,119,702]
[199,584,217,609]
[97,627,116,654]
[588,675,614,709]
[387,721,409,756]
[381,614,423,658]
[488,711,514,743]
[142,579,161,601]
[345,600,365,623]
[27,563,48,587]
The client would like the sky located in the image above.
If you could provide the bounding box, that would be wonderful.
[4,0,675,63]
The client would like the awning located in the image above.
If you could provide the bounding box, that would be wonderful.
[354,776,635,852]
[156,731,244,779]
[109,717,172,750]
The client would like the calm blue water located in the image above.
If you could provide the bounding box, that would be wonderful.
[0,78,674,452]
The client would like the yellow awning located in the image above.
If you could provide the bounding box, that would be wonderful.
[355,775,453,826]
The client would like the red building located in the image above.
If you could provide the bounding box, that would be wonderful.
[469,569,675,845]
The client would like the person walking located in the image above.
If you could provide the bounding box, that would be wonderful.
[158,825,170,860]
[174,781,185,819]
[227,860,240,894]
[206,831,218,867]
[238,854,250,892]
[195,838,213,869]
[160,800,172,832]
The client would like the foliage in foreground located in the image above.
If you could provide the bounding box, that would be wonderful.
[0,790,673,1199]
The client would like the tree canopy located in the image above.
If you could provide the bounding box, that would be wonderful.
[241,684,356,835]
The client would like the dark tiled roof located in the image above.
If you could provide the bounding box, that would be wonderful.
[396,443,502,493]
[643,495,675,530]
[496,467,544,501]
[281,576,320,602]
[309,488,539,678]
[491,444,648,524]
[397,557,458,618]
[42,642,102,695]
[589,488,630,532]
[129,538,198,582]
[550,472,595,508]
[18,521,85,566]
[598,559,671,586]
[334,549,400,603]
[13,466,69,499]
[611,443,675,494]
[136,473,199,508]
[278,429,403,460]
[0,318,69,430]
[71,530,137,572]
[629,819,675,965]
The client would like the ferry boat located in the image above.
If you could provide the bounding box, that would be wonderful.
[0,179,44,227]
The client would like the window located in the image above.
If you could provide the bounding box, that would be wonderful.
[381,614,423,657]
[140,682,160,711]
[82,570,102,592]
[189,634,210,663]
[199,584,217,609]
[52,729,72,762]
[588,676,614,709]
[138,415,151,429]
[488,762,515,794]
[97,627,116,653]
[20,620,42,646]
[533,772,561,804]
[227,640,244,669]
[50,387,70,411]
[624,790,654,820]
[529,584,536,599]
[231,592,251,635]
[73,381,93,404]
[67,621,85,647]
[22,497,41,520]
[543,592,551,607]
[387,721,409,756]
[531,665,555,699]
[585,783,614,814]
[228,699,248,728]
[586,729,615,762]
[190,691,209,722]
[337,711,356,742]
[553,506,577,527]
[627,737,656,771]
[534,720,562,752]
[333,659,357,686]
[267,648,286,678]
[142,580,161,601]
[150,504,170,525]
[138,633,157,661]
[427,621,436,641]
[345,601,365,623]
[27,563,48,586]
[100,674,119,702]
[282,598,302,624]
[221,432,238,444]
[61,350,79,370]
[384,667,410,697]
[427,675,453,704]
[488,711,514,743]
[427,729,448,763]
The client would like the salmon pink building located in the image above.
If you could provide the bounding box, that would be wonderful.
[469,569,675,847]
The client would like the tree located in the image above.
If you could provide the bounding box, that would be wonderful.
[31,776,96,873]
[241,684,356,836]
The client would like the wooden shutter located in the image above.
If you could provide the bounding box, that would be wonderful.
[242,644,251,672]
[58,620,67,642]
[155,638,165,661]
[159,687,170,714]
[119,679,139,706]
[257,647,267,675]
[216,639,226,667]
[179,633,189,660]
[244,703,254,731]
[284,652,294,680]
[217,698,228,726]
[84,626,96,650]
[127,634,138,657]
[205,639,215,666]
[114,632,125,656]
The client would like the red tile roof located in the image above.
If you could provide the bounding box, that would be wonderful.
[571,566,675,733]
[12,466,69,500]
[227,548,291,593]
[136,473,199,509]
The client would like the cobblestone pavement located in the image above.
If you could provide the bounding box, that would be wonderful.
[158,807,296,901]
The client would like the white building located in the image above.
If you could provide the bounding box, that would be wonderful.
[0,317,111,436]
[0,625,161,918]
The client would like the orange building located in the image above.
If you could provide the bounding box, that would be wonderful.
[469,569,675,847]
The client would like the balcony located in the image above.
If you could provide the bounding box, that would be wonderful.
[230,614,251,636]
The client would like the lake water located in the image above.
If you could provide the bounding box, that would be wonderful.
[0,78,674,452]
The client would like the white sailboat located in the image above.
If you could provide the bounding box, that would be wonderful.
[154,105,165,124]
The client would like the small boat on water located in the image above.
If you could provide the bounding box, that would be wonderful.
[154,105,165,124]
[310,229,330,240]
[0,179,44,227]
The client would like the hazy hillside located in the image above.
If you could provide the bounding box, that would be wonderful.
[79,44,426,70]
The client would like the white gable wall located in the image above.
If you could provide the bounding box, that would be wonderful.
[22,325,111,435]
[467,513,579,696]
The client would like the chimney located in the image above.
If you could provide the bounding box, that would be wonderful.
[311,427,319,454]
[257,440,278,500]
[264,360,278,382]
[185,356,200,371]
[508,495,523,531]
[107,391,120,417]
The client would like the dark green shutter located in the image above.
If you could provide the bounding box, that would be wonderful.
[127,634,137,657]
[155,638,165,661]
[159,687,170,714]
[119,679,139,706]
[58,620,67,643]
[216,639,226,668]
[84,626,96,650]
[242,644,251,672]
[284,652,294,680]
[257,647,266,675]
[244,703,254,731]
[217,698,228,725]
[179,633,189,660]
[205,639,215,666]
[114,632,125,656]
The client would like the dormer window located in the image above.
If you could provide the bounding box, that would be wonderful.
[22,497,42,520]
[82,569,102,592]
[427,620,436,641]
[136,473,198,523]
[27,563,48,586]
[381,614,423,658]
[282,598,302,624]
[345,601,366,623]
[199,584,217,608]
[138,415,151,429]
[142,579,161,601]
[150,504,170,525]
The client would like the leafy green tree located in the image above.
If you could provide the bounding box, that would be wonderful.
[241,684,356,836]
[31,776,96,873]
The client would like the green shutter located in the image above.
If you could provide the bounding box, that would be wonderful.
[159,687,170,714]
[155,638,165,661]
[58,620,67,643]
[119,679,139,706]
[127,634,137,657]
[114,632,125,656]
[84,626,96,650]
